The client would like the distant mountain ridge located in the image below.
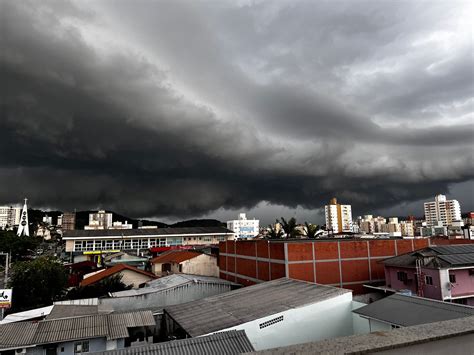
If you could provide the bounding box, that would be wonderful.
[28,209,225,229]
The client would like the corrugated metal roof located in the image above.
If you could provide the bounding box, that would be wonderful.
[164,278,350,337]
[0,310,156,349]
[46,305,99,320]
[353,293,474,326]
[34,314,109,344]
[63,227,233,238]
[437,253,474,266]
[90,330,254,355]
[0,322,38,349]
[383,244,474,268]
[110,274,239,298]
[431,244,474,255]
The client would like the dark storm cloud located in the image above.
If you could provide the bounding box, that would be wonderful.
[0,0,472,220]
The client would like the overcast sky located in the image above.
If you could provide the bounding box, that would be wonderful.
[1,0,473,225]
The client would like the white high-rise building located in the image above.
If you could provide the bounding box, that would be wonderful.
[424,194,461,227]
[325,198,353,233]
[227,213,259,239]
[0,205,22,230]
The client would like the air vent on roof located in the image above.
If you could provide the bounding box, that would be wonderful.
[259,315,284,329]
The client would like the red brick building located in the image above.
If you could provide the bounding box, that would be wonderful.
[219,238,431,293]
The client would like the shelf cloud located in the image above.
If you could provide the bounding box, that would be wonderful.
[1,0,473,222]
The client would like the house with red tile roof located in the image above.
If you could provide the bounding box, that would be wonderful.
[80,263,156,288]
[150,250,219,277]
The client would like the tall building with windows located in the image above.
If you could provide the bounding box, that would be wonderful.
[227,213,259,239]
[325,198,353,233]
[424,194,461,227]
[0,205,21,229]
[62,212,76,230]
[85,210,113,230]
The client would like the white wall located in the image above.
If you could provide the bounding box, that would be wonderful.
[120,270,154,288]
[205,292,354,351]
[182,254,219,277]
[352,301,371,334]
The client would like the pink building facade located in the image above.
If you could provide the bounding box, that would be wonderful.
[383,245,474,306]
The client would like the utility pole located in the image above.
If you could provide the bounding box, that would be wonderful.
[0,252,10,321]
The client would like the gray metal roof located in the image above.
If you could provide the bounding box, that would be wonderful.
[111,274,239,297]
[63,226,233,238]
[46,305,99,320]
[353,293,474,326]
[90,330,254,355]
[0,310,155,350]
[431,244,474,255]
[0,322,38,349]
[437,253,474,266]
[164,278,351,337]
[382,244,474,268]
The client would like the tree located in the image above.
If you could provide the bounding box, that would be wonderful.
[66,274,132,299]
[280,217,301,239]
[0,230,41,261]
[266,222,284,239]
[304,222,321,239]
[8,256,68,312]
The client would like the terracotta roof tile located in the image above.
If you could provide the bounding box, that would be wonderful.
[80,264,156,287]
[150,251,203,265]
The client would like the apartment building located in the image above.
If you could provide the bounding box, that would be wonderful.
[424,194,461,227]
[325,198,353,233]
[227,213,260,239]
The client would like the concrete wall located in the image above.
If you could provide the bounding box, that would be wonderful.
[120,269,154,288]
[205,292,354,351]
[181,254,219,277]
[152,254,219,278]
[376,333,474,355]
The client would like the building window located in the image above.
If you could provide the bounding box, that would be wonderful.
[391,324,400,329]
[259,315,284,329]
[74,341,89,353]
[397,271,408,283]
[449,274,456,283]
[425,276,433,285]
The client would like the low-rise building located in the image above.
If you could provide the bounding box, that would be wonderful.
[108,274,240,312]
[252,315,474,355]
[353,293,474,332]
[92,330,254,355]
[163,278,355,351]
[80,264,156,289]
[63,226,235,263]
[150,250,219,277]
[0,310,156,354]
[383,244,474,305]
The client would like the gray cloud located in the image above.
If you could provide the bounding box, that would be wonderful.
[0,0,473,222]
